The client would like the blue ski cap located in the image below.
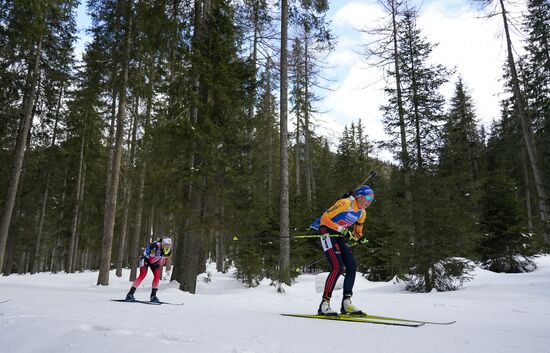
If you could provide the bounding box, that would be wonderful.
[355,185,374,200]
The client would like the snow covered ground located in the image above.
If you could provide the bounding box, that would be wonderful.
[1,256,549,353]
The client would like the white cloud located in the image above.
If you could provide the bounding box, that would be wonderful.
[333,2,387,29]
[316,0,528,163]
[418,1,509,124]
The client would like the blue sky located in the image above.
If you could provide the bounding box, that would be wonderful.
[74,0,91,60]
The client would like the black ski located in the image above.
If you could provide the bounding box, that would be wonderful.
[111,299,184,306]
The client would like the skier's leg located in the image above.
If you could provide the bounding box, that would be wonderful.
[339,239,364,314]
[318,231,344,315]
[131,264,149,289]
[150,265,161,302]
[322,244,344,300]
[339,239,357,297]
[151,265,161,290]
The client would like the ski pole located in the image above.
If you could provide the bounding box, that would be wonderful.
[292,234,342,239]
[232,234,343,241]
[300,242,360,269]
[358,170,377,188]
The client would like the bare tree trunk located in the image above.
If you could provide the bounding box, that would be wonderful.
[33,171,50,269]
[295,104,301,196]
[303,28,312,204]
[116,97,139,277]
[521,143,534,234]
[3,207,22,275]
[294,38,303,198]
[50,237,60,273]
[215,205,225,272]
[499,0,550,242]
[100,48,121,266]
[17,252,27,274]
[187,0,204,203]
[310,160,316,198]
[72,215,81,271]
[403,15,423,170]
[103,75,119,230]
[181,181,207,293]
[32,86,63,274]
[68,133,85,273]
[74,164,86,271]
[279,0,291,288]
[248,2,259,122]
[0,33,43,272]
[391,0,411,178]
[129,159,145,281]
[177,0,207,294]
[267,57,274,202]
[129,86,151,282]
[410,64,422,169]
[51,167,68,273]
[98,2,133,285]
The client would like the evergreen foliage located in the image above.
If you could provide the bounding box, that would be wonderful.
[522,0,550,228]
[478,167,536,273]
[0,0,547,294]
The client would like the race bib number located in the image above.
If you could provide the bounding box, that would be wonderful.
[320,236,333,252]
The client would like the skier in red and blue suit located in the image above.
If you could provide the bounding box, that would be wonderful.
[125,238,173,303]
[310,185,374,316]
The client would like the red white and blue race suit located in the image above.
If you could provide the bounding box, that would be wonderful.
[131,241,171,290]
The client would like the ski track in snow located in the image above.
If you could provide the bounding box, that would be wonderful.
[1,256,549,353]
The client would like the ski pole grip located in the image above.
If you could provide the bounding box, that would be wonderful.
[359,170,378,187]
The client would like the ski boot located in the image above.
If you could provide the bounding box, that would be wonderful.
[318,298,338,316]
[125,287,136,302]
[150,288,160,304]
[340,295,365,315]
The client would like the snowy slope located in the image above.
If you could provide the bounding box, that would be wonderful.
[1,256,549,353]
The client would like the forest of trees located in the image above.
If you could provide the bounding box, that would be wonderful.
[0,0,548,293]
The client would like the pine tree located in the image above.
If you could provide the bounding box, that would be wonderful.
[440,78,482,181]
[522,0,550,240]
[335,120,374,193]
[479,119,536,272]
[523,0,550,133]
[241,0,273,123]
[0,0,78,273]
[374,4,455,292]
[398,7,450,169]
[361,1,415,260]
[363,0,410,171]
[473,0,550,243]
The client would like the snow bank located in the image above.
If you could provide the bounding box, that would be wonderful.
[1,256,549,353]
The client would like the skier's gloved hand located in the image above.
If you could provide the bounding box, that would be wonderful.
[359,237,369,245]
[338,226,354,242]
